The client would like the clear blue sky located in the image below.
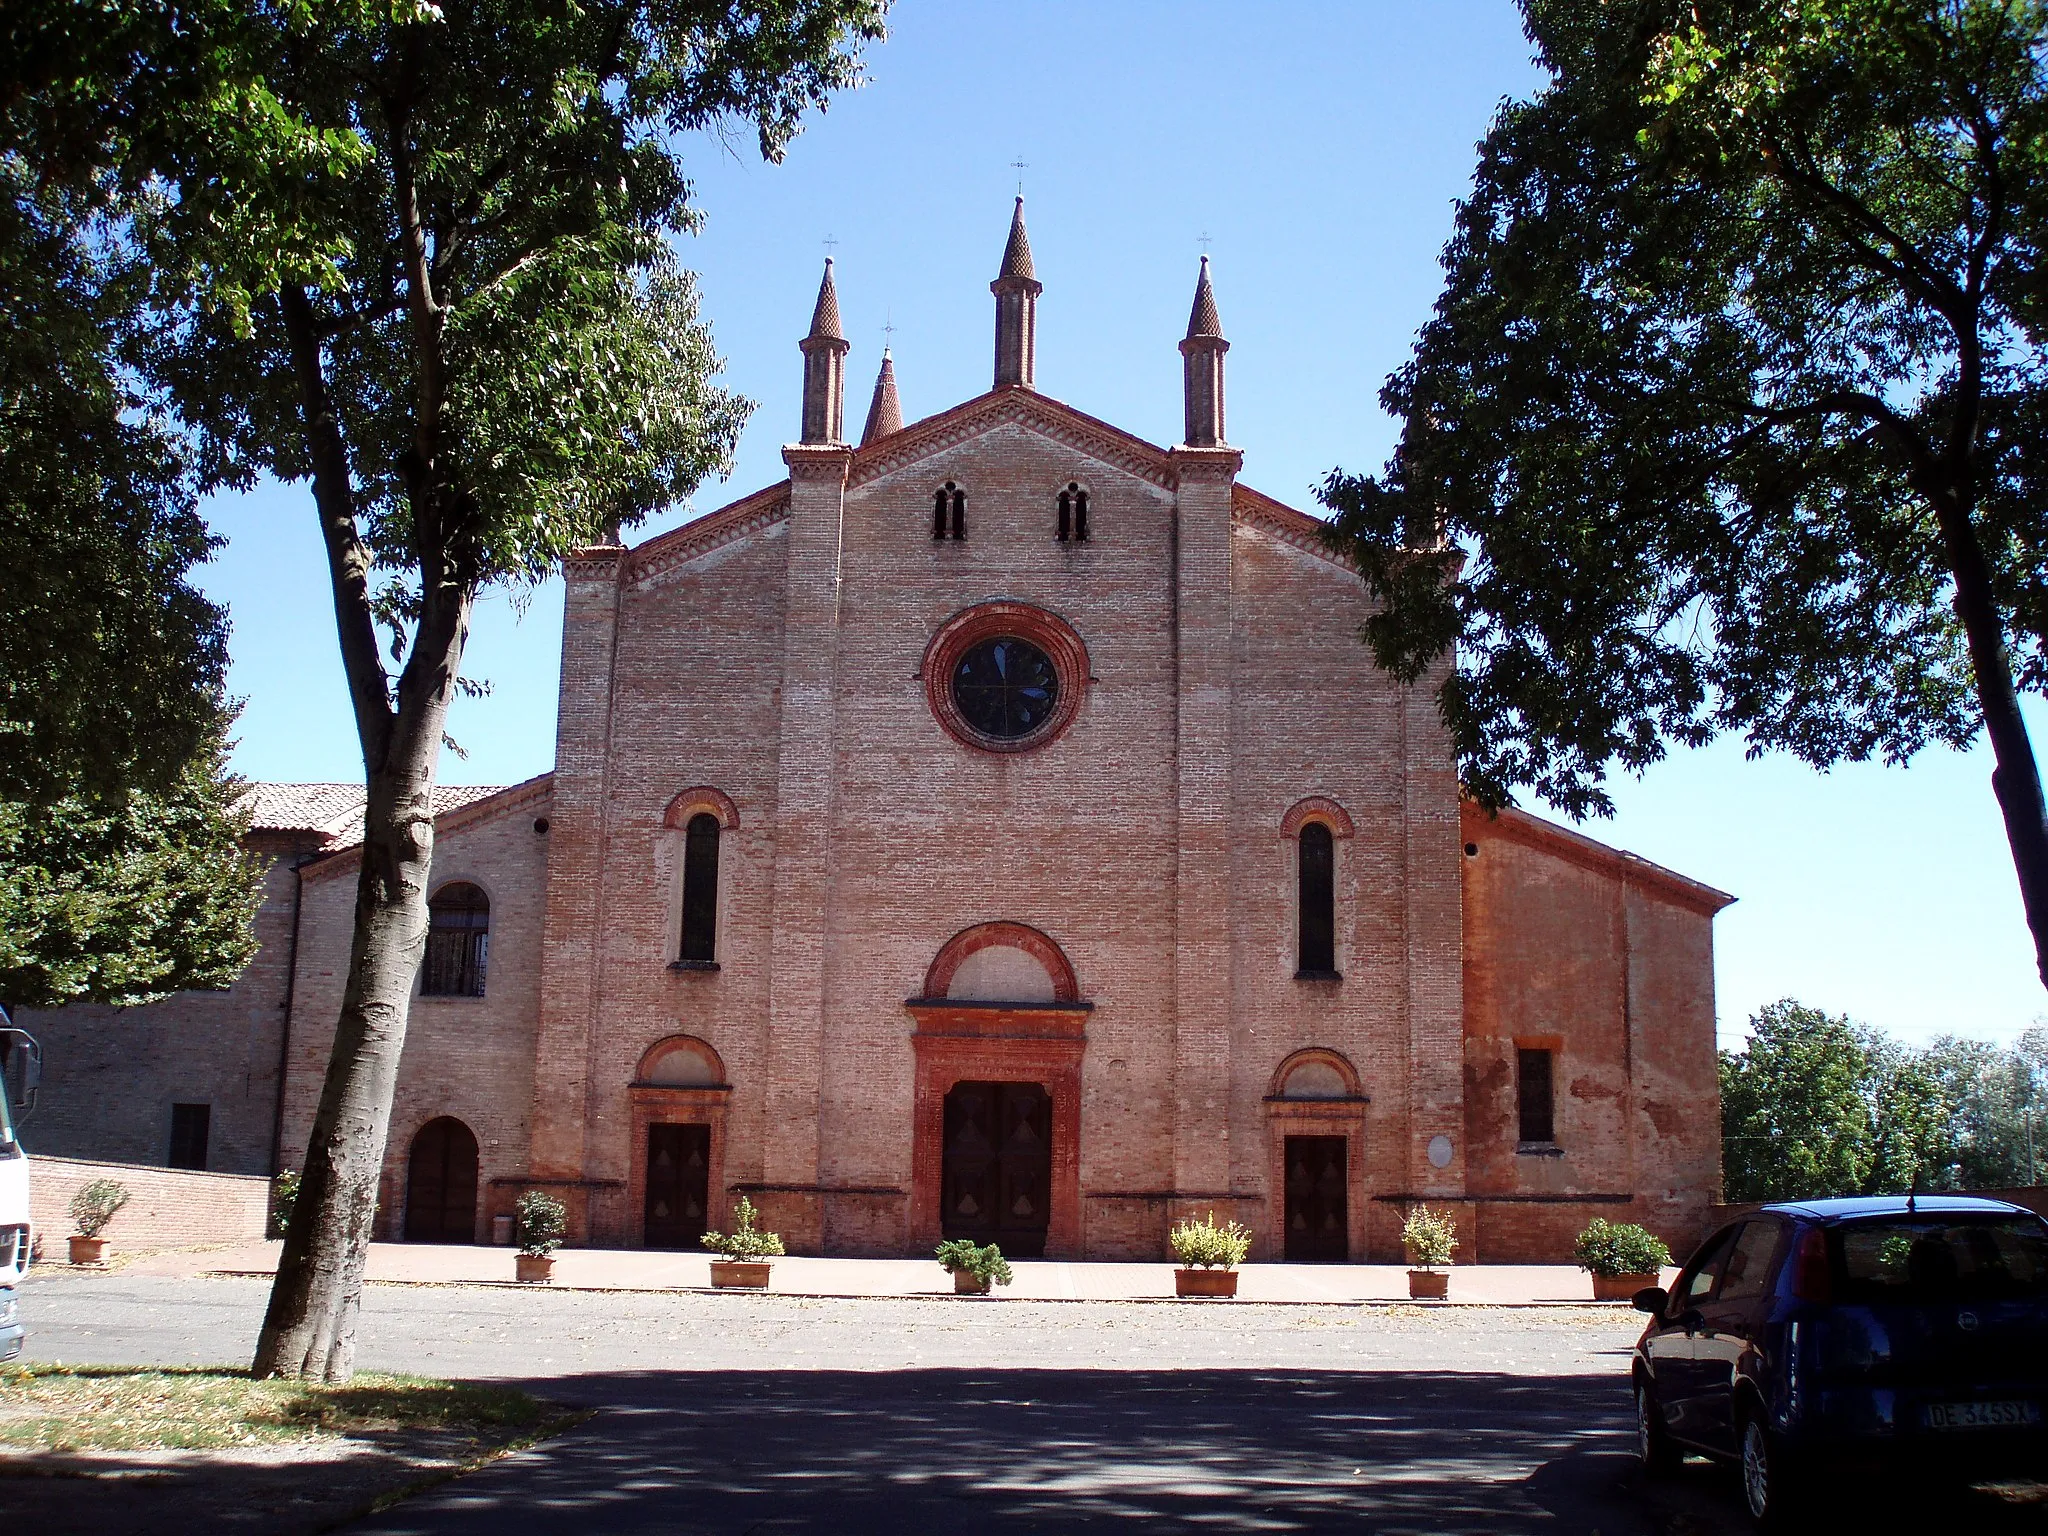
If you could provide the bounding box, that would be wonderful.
[199,0,2047,1049]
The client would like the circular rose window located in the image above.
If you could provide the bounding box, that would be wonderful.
[952,637,1058,740]
[924,602,1089,753]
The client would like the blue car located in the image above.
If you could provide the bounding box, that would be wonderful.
[1631,1194,2048,1527]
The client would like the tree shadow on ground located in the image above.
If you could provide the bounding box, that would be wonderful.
[346,1367,1663,1534]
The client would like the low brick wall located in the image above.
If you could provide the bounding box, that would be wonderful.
[27,1154,270,1261]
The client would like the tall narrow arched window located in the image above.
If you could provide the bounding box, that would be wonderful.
[933,485,950,540]
[1072,484,1090,542]
[1296,823,1337,978]
[1057,487,1072,542]
[950,483,966,540]
[423,882,489,997]
[933,481,965,541]
[679,813,721,964]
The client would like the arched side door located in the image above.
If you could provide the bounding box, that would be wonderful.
[405,1116,479,1243]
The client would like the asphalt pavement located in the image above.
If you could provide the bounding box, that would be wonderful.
[16,1269,2044,1533]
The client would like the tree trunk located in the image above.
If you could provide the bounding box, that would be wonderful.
[1933,495,2048,991]
[253,286,474,1380]
[249,753,445,1380]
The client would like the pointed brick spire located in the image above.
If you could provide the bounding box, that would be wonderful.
[808,257,846,342]
[991,197,1043,388]
[999,195,1036,281]
[799,257,850,444]
[1186,254,1224,340]
[1179,255,1230,447]
[861,348,903,445]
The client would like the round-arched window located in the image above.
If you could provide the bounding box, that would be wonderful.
[951,636,1059,741]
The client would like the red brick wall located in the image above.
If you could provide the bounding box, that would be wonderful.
[27,1154,269,1260]
[278,783,553,1242]
[1459,804,1727,1263]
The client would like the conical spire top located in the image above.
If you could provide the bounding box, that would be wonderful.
[1186,254,1224,341]
[861,348,903,446]
[998,196,1036,282]
[807,257,845,343]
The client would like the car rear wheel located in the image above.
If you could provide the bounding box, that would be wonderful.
[1636,1380,1680,1475]
[1739,1413,1804,1529]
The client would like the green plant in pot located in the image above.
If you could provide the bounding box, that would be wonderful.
[68,1179,129,1265]
[515,1191,568,1282]
[1573,1218,1671,1302]
[1401,1205,1458,1299]
[1169,1210,1251,1297]
[703,1196,784,1288]
[936,1238,1013,1295]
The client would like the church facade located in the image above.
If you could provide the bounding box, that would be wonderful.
[33,203,1733,1263]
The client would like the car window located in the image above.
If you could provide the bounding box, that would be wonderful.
[1668,1226,1738,1314]
[1835,1217,2048,1303]
[1715,1221,1782,1304]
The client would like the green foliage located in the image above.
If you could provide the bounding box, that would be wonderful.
[513,1190,566,1258]
[69,1178,129,1238]
[1572,1218,1671,1277]
[1168,1210,1252,1270]
[1400,1205,1459,1270]
[934,1238,1013,1288]
[1319,2,2048,979]
[270,1171,301,1238]
[702,1195,784,1261]
[0,742,261,1009]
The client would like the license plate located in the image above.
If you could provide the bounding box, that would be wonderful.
[1924,1400,2040,1431]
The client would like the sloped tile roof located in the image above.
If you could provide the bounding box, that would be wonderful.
[239,781,511,848]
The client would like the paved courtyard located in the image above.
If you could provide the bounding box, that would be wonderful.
[13,1267,2046,1533]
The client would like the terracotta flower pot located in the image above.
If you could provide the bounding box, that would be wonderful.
[1175,1267,1239,1298]
[515,1253,555,1283]
[1592,1272,1659,1302]
[1407,1268,1449,1300]
[68,1235,107,1266]
[710,1259,773,1289]
[953,1269,992,1294]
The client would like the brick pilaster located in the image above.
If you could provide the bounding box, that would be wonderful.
[1169,446,1242,1199]
[758,442,853,1251]
[1405,651,1466,1198]
[528,545,625,1204]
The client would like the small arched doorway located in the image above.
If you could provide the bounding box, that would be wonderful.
[405,1116,479,1243]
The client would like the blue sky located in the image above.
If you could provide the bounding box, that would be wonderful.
[199,0,2047,1048]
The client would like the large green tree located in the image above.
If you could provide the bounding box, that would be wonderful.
[13,0,883,1382]
[1321,0,2048,989]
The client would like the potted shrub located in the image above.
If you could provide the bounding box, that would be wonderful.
[68,1179,130,1265]
[936,1238,1014,1295]
[703,1195,784,1288]
[1574,1218,1672,1301]
[1169,1210,1251,1298]
[1402,1205,1458,1299]
[514,1190,567,1283]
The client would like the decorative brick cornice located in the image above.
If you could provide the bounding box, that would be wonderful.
[1167,444,1243,482]
[847,389,1175,491]
[623,481,791,588]
[1231,482,1359,575]
[562,545,627,582]
[782,442,856,481]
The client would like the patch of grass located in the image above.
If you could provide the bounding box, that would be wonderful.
[0,1364,565,1454]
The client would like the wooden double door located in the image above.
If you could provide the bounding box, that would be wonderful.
[941,1081,1052,1258]
[644,1123,711,1248]
[405,1117,478,1244]
[1284,1135,1348,1261]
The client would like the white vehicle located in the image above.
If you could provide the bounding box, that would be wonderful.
[0,1014,41,1360]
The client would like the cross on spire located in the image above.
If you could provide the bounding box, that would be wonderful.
[1010,155,1028,195]
[1198,231,1214,254]
[822,233,839,255]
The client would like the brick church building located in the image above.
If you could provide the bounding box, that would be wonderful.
[28,203,1732,1263]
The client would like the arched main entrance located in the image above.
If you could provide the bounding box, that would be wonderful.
[941,1081,1052,1257]
[405,1116,479,1243]
[909,922,1087,1258]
